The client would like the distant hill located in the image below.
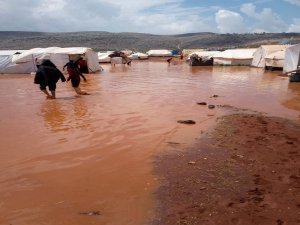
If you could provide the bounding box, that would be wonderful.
[0,31,299,52]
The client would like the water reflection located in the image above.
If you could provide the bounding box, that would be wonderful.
[283,82,300,112]
[39,96,89,132]
[39,100,68,132]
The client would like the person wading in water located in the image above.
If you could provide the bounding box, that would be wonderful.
[63,60,89,95]
[34,59,66,99]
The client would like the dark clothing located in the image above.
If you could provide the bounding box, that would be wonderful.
[75,58,88,73]
[34,65,66,91]
[66,67,86,88]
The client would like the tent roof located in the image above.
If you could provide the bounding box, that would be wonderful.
[188,51,221,58]
[286,43,300,51]
[214,48,256,59]
[130,52,148,57]
[147,49,171,53]
[147,49,173,56]
[0,50,25,56]
[17,47,93,56]
[259,45,289,51]
[265,50,285,60]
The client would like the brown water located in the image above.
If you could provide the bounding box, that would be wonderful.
[0,61,299,225]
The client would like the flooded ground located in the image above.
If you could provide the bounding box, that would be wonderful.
[0,61,299,225]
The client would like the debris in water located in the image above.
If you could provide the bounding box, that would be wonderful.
[79,211,101,216]
[197,102,207,105]
[177,120,196,125]
[208,105,215,109]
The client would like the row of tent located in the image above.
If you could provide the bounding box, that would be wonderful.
[98,50,175,63]
[98,45,300,72]
[188,44,300,71]
[0,47,102,74]
[1,45,300,74]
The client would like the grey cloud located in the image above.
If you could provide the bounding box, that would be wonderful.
[0,0,120,31]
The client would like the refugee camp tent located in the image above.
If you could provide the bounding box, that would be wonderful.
[128,52,148,60]
[0,50,29,74]
[251,45,289,68]
[146,50,173,57]
[0,47,102,74]
[98,51,114,63]
[284,44,300,72]
[213,49,256,66]
[264,50,286,70]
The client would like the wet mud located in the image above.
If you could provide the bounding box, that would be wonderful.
[153,112,300,225]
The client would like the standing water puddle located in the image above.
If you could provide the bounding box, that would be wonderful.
[0,61,299,225]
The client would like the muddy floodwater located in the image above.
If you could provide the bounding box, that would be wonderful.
[0,61,299,225]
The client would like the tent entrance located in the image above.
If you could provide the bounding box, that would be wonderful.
[69,54,89,73]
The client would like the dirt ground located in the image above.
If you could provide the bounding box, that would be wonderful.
[152,112,300,225]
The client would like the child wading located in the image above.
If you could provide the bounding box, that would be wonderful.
[63,60,89,95]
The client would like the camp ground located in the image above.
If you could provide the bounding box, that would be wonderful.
[0,47,102,74]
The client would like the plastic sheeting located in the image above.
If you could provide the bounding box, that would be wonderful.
[213,49,256,66]
[284,44,300,72]
[265,50,285,68]
[251,45,289,68]
[146,50,172,57]
[0,47,102,74]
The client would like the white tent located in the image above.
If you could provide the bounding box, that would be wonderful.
[213,49,256,66]
[128,52,148,60]
[187,51,221,60]
[182,49,205,57]
[0,50,30,74]
[251,45,289,68]
[0,47,102,74]
[264,50,286,69]
[146,50,172,57]
[284,44,300,72]
[98,51,114,63]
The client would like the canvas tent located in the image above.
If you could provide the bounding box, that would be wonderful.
[146,50,173,57]
[0,47,102,74]
[213,49,256,66]
[251,45,289,68]
[264,50,285,70]
[0,50,29,74]
[284,44,300,72]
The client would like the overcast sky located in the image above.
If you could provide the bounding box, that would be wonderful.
[0,0,299,34]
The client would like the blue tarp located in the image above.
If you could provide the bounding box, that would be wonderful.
[171,50,179,55]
